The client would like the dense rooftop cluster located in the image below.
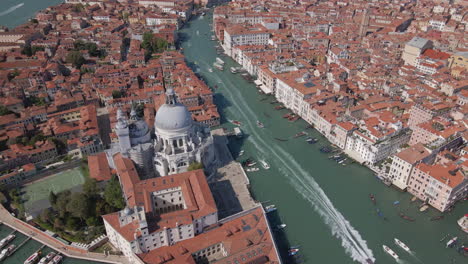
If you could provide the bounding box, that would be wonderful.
[0,0,221,184]
[214,0,467,212]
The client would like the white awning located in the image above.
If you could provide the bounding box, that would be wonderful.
[254,80,262,86]
[259,84,272,94]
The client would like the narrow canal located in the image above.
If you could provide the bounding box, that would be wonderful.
[179,11,468,264]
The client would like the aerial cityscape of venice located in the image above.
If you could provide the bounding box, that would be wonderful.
[0,0,466,264]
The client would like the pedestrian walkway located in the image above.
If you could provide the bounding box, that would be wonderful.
[0,205,130,264]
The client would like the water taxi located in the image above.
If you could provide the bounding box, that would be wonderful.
[0,234,15,248]
[394,238,411,252]
[382,245,399,260]
[446,237,458,248]
[288,248,299,256]
[24,252,40,264]
[260,160,270,170]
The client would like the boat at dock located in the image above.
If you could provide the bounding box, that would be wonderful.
[265,205,277,213]
[246,167,259,172]
[288,248,299,256]
[270,100,278,104]
[208,68,213,72]
[239,150,244,156]
[24,252,40,264]
[48,254,63,264]
[446,237,458,248]
[382,245,399,260]
[365,259,374,264]
[216,57,225,65]
[319,146,332,153]
[260,160,270,170]
[0,244,15,261]
[419,204,429,212]
[39,252,56,264]
[306,137,318,144]
[283,113,291,118]
[288,116,300,122]
[394,238,411,252]
[294,131,307,138]
[257,120,264,128]
[230,67,237,73]
[213,62,224,71]
[457,214,468,233]
[0,234,15,249]
[274,105,285,110]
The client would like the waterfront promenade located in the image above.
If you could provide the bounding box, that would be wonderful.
[0,205,129,264]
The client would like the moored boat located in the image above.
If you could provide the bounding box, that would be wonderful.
[394,238,411,252]
[0,234,15,249]
[230,120,242,126]
[265,205,276,213]
[288,248,299,256]
[239,150,244,156]
[39,252,56,264]
[246,167,259,172]
[50,254,63,264]
[230,67,237,73]
[457,214,468,233]
[446,237,458,248]
[382,245,399,260]
[208,68,213,73]
[399,212,415,222]
[274,105,285,110]
[306,137,318,144]
[24,252,40,264]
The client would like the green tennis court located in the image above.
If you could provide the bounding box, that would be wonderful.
[20,167,85,216]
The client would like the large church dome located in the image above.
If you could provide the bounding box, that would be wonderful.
[154,88,192,131]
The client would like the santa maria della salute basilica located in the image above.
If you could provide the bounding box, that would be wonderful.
[109,88,217,179]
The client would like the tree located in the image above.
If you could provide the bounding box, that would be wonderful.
[40,208,53,223]
[0,105,11,116]
[54,190,71,218]
[83,178,98,196]
[66,51,85,69]
[49,191,57,206]
[188,162,203,171]
[53,218,64,230]
[141,32,169,60]
[48,137,67,154]
[104,175,125,210]
[66,193,90,220]
[112,90,123,99]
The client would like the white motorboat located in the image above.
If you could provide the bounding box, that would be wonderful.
[265,205,276,213]
[277,224,287,229]
[256,120,264,128]
[216,57,225,65]
[246,161,257,167]
[208,68,213,73]
[49,254,63,264]
[39,252,56,264]
[0,234,15,249]
[230,67,238,73]
[394,238,411,252]
[246,167,259,172]
[457,214,468,233]
[260,160,270,170]
[446,237,458,248]
[382,245,399,260]
[239,150,244,156]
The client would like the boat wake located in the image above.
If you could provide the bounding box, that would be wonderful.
[0,3,24,17]
[214,73,375,263]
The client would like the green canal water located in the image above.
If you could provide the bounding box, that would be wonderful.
[179,12,468,264]
[0,0,64,29]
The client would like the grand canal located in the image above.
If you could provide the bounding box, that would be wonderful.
[0,1,467,264]
[179,11,468,264]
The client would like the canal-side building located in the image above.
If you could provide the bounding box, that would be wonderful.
[104,154,281,264]
[388,143,432,190]
[223,24,270,57]
[407,162,468,212]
